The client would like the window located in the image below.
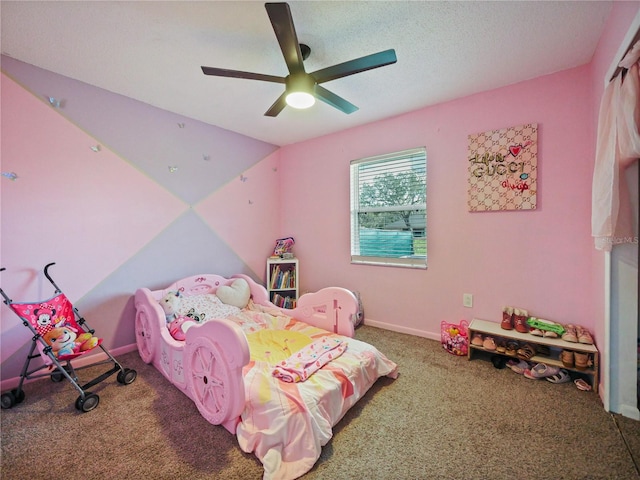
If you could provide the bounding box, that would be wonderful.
[350,147,427,268]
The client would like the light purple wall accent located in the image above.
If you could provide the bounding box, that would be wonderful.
[1,59,281,383]
[1,56,279,205]
[75,210,259,347]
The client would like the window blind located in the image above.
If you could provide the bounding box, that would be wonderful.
[350,147,427,268]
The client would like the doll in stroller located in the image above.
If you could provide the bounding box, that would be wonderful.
[0,263,137,412]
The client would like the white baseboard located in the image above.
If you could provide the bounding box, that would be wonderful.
[617,404,640,421]
[363,318,440,342]
[0,343,139,392]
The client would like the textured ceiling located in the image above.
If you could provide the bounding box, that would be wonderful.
[1,1,612,146]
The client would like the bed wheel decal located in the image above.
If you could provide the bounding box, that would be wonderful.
[135,308,156,364]
[185,336,231,425]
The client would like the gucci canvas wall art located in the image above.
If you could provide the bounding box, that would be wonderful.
[467,123,538,212]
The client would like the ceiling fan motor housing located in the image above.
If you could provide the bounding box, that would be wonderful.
[286,73,316,94]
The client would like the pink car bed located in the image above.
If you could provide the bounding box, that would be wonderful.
[134,273,398,480]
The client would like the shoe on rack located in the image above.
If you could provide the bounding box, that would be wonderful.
[471,333,484,346]
[505,341,519,356]
[501,306,514,330]
[562,324,578,343]
[536,344,551,356]
[513,308,529,333]
[516,343,537,360]
[561,350,574,368]
[574,352,592,371]
[483,336,497,351]
[576,325,594,345]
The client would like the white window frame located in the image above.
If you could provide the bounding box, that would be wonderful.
[350,147,427,269]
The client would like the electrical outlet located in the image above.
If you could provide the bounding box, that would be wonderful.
[463,293,473,308]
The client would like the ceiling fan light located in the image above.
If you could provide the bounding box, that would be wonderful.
[285,91,315,109]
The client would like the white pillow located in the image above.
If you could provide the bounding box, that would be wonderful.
[216,278,251,308]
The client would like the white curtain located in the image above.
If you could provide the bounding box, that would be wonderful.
[592,40,640,251]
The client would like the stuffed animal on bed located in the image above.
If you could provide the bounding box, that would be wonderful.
[167,316,197,341]
[160,291,182,323]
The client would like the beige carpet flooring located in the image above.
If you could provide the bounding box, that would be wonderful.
[1,325,639,479]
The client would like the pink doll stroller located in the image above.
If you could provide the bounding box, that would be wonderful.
[0,263,137,412]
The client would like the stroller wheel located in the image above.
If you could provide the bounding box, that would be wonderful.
[117,368,137,385]
[75,392,100,412]
[12,388,25,404]
[51,365,70,383]
[1,389,23,409]
[1,391,16,409]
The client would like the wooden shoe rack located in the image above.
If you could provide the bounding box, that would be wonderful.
[468,318,599,393]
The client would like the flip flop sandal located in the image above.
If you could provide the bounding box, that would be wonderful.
[496,340,507,354]
[546,369,571,384]
[574,378,592,391]
[516,343,537,360]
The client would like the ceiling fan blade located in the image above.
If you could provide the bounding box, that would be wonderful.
[265,2,305,75]
[264,91,288,117]
[314,85,358,114]
[201,66,285,84]
[312,49,397,84]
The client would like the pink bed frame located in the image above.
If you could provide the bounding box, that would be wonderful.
[134,273,358,434]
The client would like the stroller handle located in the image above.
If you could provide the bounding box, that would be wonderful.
[43,263,61,292]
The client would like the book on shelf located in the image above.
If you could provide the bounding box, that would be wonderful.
[270,293,296,309]
[269,265,295,289]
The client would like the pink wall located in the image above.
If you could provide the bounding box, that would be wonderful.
[279,64,599,340]
[278,2,639,343]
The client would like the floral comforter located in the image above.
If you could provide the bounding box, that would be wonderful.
[227,302,398,480]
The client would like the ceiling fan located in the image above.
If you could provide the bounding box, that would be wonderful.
[201,2,397,117]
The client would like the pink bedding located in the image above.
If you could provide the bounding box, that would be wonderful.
[134,274,398,480]
[227,302,398,480]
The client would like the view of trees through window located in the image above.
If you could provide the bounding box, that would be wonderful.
[358,170,426,255]
[350,147,427,267]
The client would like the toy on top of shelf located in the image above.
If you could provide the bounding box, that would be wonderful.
[273,237,295,257]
